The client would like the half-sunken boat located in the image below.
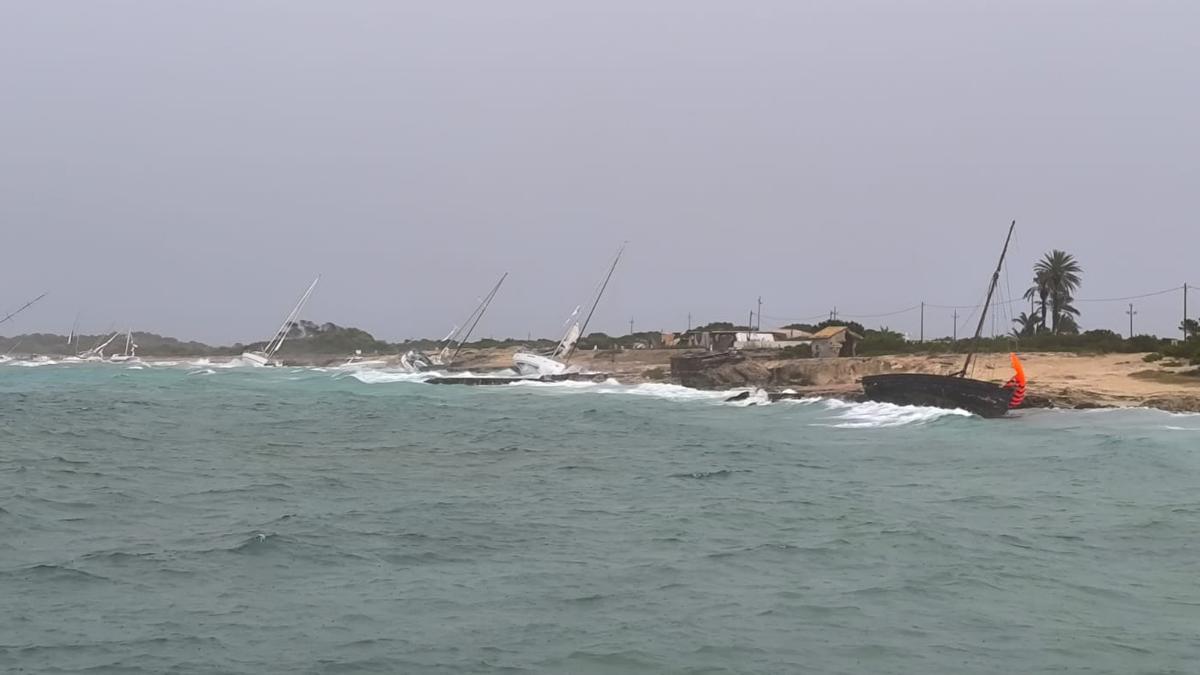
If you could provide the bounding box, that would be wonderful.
[861,221,1026,418]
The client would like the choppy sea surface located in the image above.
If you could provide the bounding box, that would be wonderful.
[2,361,1198,674]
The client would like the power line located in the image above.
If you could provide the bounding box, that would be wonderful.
[925,297,1025,310]
[760,311,836,323]
[841,304,922,319]
[756,284,1188,328]
[762,304,921,323]
[1074,285,1183,303]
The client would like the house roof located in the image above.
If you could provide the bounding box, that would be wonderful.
[771,327,815,339]
[812,325,864,340]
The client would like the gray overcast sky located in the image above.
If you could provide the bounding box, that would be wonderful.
[2,1,1197,344]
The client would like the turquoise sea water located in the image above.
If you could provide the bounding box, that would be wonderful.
[2,361,1199,674]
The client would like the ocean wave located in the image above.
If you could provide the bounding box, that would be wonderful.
[814,399,973,428]
[346,369,433,384]
[671,469,750,479]
[504,378,734,402]
[186,358,246,369]
[2,563,112,584]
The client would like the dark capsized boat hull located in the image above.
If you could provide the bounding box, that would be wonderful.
[861,373,1012,418]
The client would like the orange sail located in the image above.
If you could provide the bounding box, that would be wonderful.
[1007,353,1027,408]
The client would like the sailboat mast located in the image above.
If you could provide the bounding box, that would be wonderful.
[0,292,49,327]
[959,220,1016,377]
[266,276,320,358]
[449,273,507,365]
[563,242,626,366]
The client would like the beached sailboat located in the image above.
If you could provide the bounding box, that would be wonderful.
[861,221,1026,418]
[513,243,625,376]
[108,329,139,363]
[401,273,508,373]
[79,331,121,361]
[241,276,320,367]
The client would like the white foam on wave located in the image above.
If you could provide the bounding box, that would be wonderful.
[814,398,973,428]
[187,368,217,376]
[505,378,734,403]
[181,357,246,369]
[11,359,57,367]
[721,388,773,407]
[346,368,433,384]
[781,396,825,406]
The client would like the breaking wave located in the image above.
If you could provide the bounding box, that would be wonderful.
[346,369,435,384]
[814,399,972,428]
[504,378,734,402]
[10,359,57,367]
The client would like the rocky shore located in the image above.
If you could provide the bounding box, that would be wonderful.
[108,347,1200,413]
[445,348,1200,413]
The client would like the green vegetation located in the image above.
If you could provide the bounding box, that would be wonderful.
[1023,250,1083,335]
[1143,352,1164,362]
[1164,338,1200,365]
[1182,318,1199,340]
[577,331,662,351]
[693,322,751,332]
[775,344,813,359]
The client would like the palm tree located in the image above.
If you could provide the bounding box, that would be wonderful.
[1011,311,1040,338]
[1023,271,1050,332]
[1033,250,1083,334]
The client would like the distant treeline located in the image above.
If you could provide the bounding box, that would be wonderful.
[0,320,585,358]
[4,318,1197,365]
[781,319,1200,364]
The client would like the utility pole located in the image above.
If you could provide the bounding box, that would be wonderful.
[1185,283,1190,340]
[1126,303,1137,339]
[952,309,958,342]
[687,312,692,333]
[629,317,635,336]
[757,296,762,331]
[829,307,839,322]
[748,310,754,331]
[920,301,925,343]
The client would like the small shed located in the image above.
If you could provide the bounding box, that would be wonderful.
[810,325,863,357]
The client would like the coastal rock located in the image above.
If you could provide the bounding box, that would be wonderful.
[1139,395,1200,413]
[767,358,893,387]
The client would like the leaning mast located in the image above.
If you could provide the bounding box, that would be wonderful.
[958,220,1016,377]
[563,242,626,366]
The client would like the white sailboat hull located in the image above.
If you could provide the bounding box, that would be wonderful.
[240,351,272,367]
[513,352,569,376]
[400,350,441,373]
